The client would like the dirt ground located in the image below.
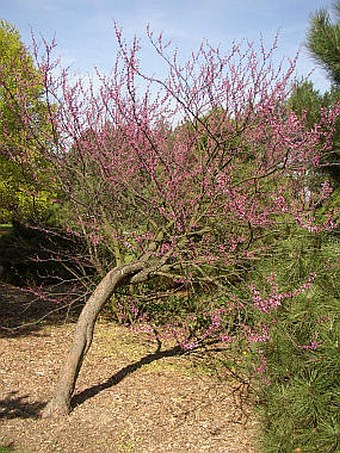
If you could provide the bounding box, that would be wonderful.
[0,282,259,452]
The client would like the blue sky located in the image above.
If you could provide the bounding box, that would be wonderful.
[1,0,334,92]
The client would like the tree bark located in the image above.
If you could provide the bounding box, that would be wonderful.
[41,260,148,418]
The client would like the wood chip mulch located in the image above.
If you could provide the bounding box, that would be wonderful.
[0,282,260,452]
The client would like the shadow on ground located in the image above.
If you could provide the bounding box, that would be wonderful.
[0,391,46,420]
[0,346,184,420]
[71,344,184,411]
[0,282,84,338]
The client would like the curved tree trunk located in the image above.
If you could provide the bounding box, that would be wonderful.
[41,260,148,418]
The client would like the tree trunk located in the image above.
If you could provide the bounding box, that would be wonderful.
[41,260,147,418]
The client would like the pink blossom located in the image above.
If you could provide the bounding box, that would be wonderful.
[320,180,333,198]
[300,341,319,351]
[274,195,289,212]
[160,243,171,255]
[246,325,271,343]
[220,334,234,343]
[180,339,199,351]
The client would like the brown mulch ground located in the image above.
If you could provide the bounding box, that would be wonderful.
[0,282,260,452]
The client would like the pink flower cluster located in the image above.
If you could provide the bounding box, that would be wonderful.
[299,341,319,351]
[250,273,316,313]
[255,351,271,384]
[295,212,337,233]
[245,325,271,343]
[179,308,228,351]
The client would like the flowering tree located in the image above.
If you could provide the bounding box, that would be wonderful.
[1,26,338,417]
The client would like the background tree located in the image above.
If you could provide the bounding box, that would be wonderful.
[304,1,340,184]
[0,19,55,223]
[287,80,340,184]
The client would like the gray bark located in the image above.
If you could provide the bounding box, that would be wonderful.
[41,260,148,418]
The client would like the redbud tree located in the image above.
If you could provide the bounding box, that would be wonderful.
[1,26,338,417]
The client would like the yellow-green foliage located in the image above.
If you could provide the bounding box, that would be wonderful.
[0,20,58,222]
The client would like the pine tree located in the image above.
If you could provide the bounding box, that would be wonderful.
[306,1,340,88]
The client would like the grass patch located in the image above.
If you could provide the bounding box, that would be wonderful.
[0,446,28,453]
